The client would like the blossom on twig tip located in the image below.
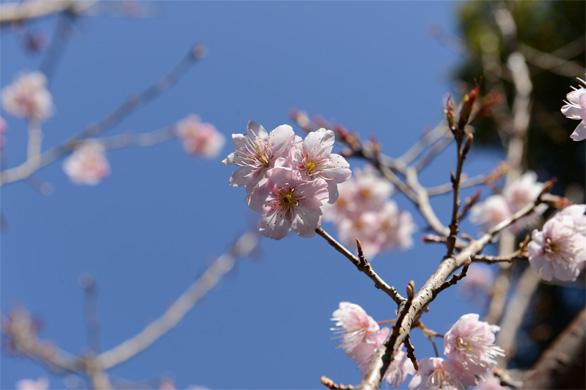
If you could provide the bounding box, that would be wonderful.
[561,78,586,141]
[2,71,53,121]
[176,115,225,158]
[63,141,110,185]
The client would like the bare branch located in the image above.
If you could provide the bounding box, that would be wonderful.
[0,44,205,187]
[97,231,259,370]
[321,376,357,390]
[315,228,405,305]
[496,266,541,365]
[0,0,96,26]
[2,308,81,374]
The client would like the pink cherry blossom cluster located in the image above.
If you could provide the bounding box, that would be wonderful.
[175,115,225,158]
[411,314,505,389]
[331,304,506,389]
[561,78,586,142]
[1,71,54,121]
[62,141,111,185]
[15,377,48,390]
[470,171,544,236]
[324,166,416,258]
[528,204,586,282]
[331,302,415,388]
[223,121,351,240]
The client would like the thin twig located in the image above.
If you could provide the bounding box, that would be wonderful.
[315,228,405,305]
[321,376,356,390]
[97,230,259,369]
[404,335,419,370]
[358,190,548,390]
[0,0,97,25]
[0,44,205,186]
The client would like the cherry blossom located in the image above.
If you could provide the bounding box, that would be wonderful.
[324,166,393,220]
[470,195,510,233]
[475,375,511,390]
[470,171,543,235]
[444,314,504,382]
[223,121,296,192]
[336,200,416,258]
[557,204,586,236]
[176,115,225,158]
[353,334,415,388]
[561,78,586,141]
[408,358,468,390]
[292,128,351,203]
[246,164,328,239]
[459,264,495,300]
[63,141,110,185]
[528,211,586,282]
[331,302,380,357]
[323,167,413,258]
[1,71,53,121]
[16,377,49,390]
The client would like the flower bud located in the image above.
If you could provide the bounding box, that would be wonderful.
[444,94,456,132]
[458,83,480,130]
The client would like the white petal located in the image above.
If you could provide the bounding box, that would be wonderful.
[570,121,586,141]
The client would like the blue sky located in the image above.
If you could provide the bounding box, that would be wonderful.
[1,1,511,389]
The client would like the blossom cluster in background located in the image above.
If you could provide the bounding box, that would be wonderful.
[223,121,351,239]
[63,141,111,185]
[470,171,543,236]
[324,166,416,258]
[1,71,53,121]
[15,377,48,390]
[176,114,225,158]
[331,304,505,389]
[561,78,586,141]
[528,204,586,282]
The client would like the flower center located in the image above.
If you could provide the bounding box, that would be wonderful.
[283,193,294,205]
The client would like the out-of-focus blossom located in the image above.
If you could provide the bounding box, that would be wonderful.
[470,195,510,233]
[336,201,416,258]
[292,128,351,203]
[16,377,49,390]
[0,117,6,147]
[246,164,328,239]
[459,264,495,300]
[2,71,53,121]
[470,171,543,236]
[223,121,296,192]
[528,207,586,282]
[324,167,414,258]
[159,379,176,390]
[408,358,469,390]
[325,166,393,220]
[557,204,586,235]
[63,141,110,185]
[444,314,504,382]
[474,375,511,390]
[502,172,543,214]
[176,115,225,158]
[561,78,586,141]
[331,302,380,357]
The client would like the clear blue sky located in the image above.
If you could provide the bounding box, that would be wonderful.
[1,1,507,389]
